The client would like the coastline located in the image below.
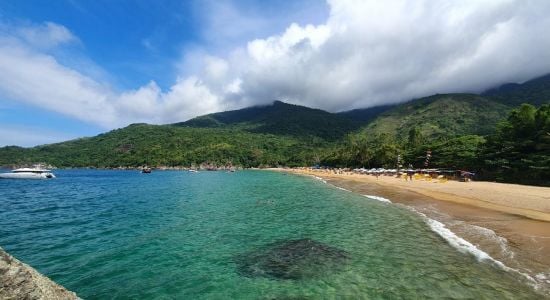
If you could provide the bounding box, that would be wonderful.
[0,247,79,299]
[272,168,550,294]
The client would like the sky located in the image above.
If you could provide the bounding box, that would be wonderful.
[1,0,550,147]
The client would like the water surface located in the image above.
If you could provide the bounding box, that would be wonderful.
[0,170,541,298]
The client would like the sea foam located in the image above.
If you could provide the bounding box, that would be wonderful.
[311,175,545,293]
[465,223,515,259]
[334,186,351,192]
[412,208,540,290]
[363,195,392,203]
[361,192,543,292]
[311,175,327,184]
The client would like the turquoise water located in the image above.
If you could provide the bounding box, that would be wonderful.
[0,170,542,299]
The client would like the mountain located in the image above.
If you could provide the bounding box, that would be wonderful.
[0,101,366,168]
[357,74,550,142]
[483,73,550,107]
[2,73,550,169]
[356,94,510,141]
[0,124,328,168]
[176,100,362,140]
[337,104,396,123]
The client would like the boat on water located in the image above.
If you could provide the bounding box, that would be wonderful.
[0,167,56,179]
[141,167,152,174]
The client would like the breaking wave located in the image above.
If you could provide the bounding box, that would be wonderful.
[310,175,327,184]
[411,208,542,293]
[363,195,392,203]
[334,186,351,192]
[304,174,547,295]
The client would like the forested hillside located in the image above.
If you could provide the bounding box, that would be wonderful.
[1,73,549,185]
[177,100,362,140]
[358,94,510,140]
[483,74,550,107]
[0,124,328,168]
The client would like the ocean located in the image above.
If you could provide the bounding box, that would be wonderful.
[0,170,543,299]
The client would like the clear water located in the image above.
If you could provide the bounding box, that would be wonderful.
[0,170,542,299]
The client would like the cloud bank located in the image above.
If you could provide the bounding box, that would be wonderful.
[1,0,550,129]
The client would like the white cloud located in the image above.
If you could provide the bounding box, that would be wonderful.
[2,0,550,135]
[16,21,79,49]
[0,22,229,128]
[225,0,550,111]
[0,38,117,126]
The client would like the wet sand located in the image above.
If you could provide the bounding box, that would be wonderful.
[272,168,550,292]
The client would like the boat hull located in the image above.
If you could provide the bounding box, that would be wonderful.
[0,172,56,179]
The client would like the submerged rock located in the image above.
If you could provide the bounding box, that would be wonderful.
[235,238,349,280]
[0,247,79,300]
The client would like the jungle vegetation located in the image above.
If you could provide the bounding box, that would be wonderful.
[1,74,549,185]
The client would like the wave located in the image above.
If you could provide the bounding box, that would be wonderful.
[334,186,351,192]
[464,223,515,259]
[357,190,545,293]
[308,175,548,294]
[310,175,327,184]
[309,176,350,192]
[412,208,542,292]
[363,195,392,203]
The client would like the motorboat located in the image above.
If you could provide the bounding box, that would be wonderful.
[0,167,56,179]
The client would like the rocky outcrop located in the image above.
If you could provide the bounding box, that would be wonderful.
[235,238,349,280]
[0,247,79,299]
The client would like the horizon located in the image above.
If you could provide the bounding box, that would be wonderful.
[2,0,550,146]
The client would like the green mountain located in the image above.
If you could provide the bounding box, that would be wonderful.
[0,124,329,168]
[352,73,550,141]
[0,101,365,168]
[2,73,550,170]
[337,104,396,123]
[359,93,511,141]
[176,100,361,140]
[483,73,550,107]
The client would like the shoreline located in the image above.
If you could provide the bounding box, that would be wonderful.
[272,168,550,294]
[0,247,79,299]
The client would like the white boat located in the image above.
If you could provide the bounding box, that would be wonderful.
[0,167,56,179]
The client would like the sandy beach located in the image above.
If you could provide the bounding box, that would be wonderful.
[274,168,550,292]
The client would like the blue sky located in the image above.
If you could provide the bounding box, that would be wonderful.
[1,0,550,147]
[0,0,328,146]
[1,0,326,89]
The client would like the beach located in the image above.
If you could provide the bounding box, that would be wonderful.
[276,168,550,292]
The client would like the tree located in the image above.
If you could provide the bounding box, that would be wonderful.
[482,103,550,185]
[407,126,424,149]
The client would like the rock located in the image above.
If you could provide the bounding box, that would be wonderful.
[0,247,80,300]
[235,238,349,280]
